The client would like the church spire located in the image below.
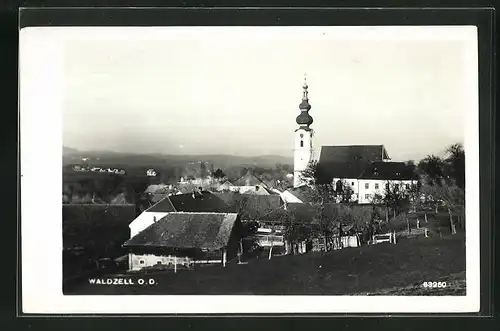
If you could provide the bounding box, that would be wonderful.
[302,74,309,101]
[297,74,313,126]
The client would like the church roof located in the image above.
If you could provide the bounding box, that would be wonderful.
[358,161,418,181]
[317,145,390,180]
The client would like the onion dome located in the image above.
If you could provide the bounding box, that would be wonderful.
[296,111,313,126]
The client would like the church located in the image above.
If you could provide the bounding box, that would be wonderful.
[292,77,418,204]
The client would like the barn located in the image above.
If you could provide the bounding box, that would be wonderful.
[123,212,243,271]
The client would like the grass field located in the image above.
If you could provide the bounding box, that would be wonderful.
[65,232,466,295]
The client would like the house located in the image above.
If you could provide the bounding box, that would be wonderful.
[146,168,157,177]
[214,192,286,253]
[285,202,368,252]
[217,170,274,194]
[128,190,231,238]
[356,161,419,204]
[123,212,243,270]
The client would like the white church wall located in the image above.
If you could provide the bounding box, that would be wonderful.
[357,179,418,204]
[293,128,313,187]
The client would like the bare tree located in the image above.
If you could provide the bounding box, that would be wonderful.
[420,179,464,235]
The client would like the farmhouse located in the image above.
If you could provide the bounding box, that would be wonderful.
[123,212,243,271]
[214,192,288,254]
[217,170,275,195]
[128,190,230,238]
[292,78,417,203]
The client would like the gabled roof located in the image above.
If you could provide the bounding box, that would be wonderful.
[358,161,418,181]
[146,191,230,214]
[239,185,276,195]
[318,145,390,180]
[232,171,268,187]
[151,193,168,203]
[146,195,176,213]
[123,212,240,250]
[284,185,315,203]
[214,192,284,221]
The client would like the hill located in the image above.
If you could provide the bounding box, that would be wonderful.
[63,147,293,169]
[65,234,465,295]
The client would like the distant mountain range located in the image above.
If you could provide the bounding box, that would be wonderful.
[62,146,293,169]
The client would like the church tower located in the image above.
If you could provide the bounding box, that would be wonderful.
[293,76,314,188]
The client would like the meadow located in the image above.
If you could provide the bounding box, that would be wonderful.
[65,232,465,295]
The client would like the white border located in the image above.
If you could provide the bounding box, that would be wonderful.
[19,26,480,314]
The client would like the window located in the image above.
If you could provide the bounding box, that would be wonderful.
[351,182,355,186]
[157,261,162,265]
[405,184,410,189]
[365,183,369,189]
[365,194,370,200]
[300,140,304,147]
[139,260,144,264]
[395,184,400,190]
[375,183,379,190]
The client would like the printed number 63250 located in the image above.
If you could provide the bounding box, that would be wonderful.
[422,281,447,288]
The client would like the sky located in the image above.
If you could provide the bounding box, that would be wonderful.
[62,27,474,162]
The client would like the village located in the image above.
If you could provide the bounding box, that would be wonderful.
[62,79,466,295]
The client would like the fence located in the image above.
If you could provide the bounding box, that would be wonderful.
[372,232,396,245]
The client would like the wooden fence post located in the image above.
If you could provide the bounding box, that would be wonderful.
[393,231,397,244]
[425,227,429,238]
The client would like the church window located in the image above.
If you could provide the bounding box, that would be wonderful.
[300,140,304,147]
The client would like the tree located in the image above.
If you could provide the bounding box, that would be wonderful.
[299,161,337,203]
[443,143,465,189]
[418,155,446,185]
[212,168,226,180]
[200,162,208,179]
[382,181,412,217]
[420,179,464,235]
[277,208,311,255]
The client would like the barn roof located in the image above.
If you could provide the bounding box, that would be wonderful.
[214,192,283,221]
[123,212,240,250]
[146,191,230,213]
[358,161,418,180]
[318,145,390,180]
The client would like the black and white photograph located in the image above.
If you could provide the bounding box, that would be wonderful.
[20,25,480,314]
